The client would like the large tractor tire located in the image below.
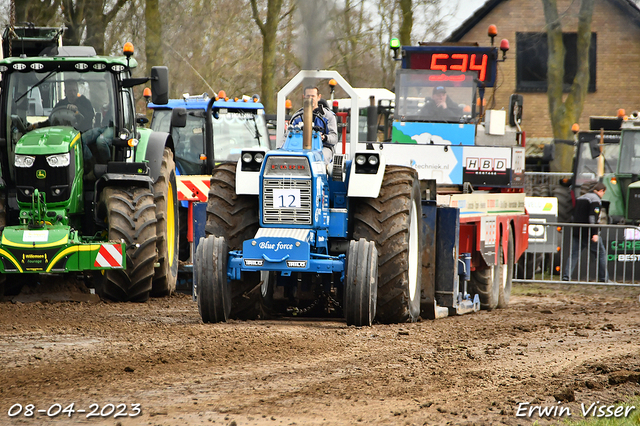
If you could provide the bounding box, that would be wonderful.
[197,236,231,323]
[552,184,573,223]
[344,239,378,327]
[151,148,179,297]
[205,162,267,319]
[469,232,502,311]
[352,165,422,323]
[98,187,157,302]
[497,225,515,309]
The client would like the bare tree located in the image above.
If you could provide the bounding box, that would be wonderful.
[59,0,130,54]
[542,0,595,172]
[14,0,61,26]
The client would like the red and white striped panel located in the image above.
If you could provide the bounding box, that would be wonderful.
[177,175,211,202]
[94,244,124,268]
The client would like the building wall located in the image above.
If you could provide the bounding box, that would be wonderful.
[456,0,640,141]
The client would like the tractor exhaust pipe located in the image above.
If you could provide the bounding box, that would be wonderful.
[303,97,313,150]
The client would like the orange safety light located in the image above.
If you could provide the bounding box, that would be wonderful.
[617,108,626,118]
[123,42,134,57]
[127,138,138,147]
[218,90,226,99]
[571,123,580,133]
[285,99,292,109]
[328,78,337,88]
[143,87,152,99]
[199,154,207,161]
[557,227,562,232]
[555,265,561,272]
[234,97,239,102]
[557,246,561,252]
[611,177,617,185]
[224,96,229,101]
[488,25,498,37]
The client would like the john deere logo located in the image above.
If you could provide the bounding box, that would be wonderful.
[36,170,46,179]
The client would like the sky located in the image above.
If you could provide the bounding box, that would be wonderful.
[445,0,487,36]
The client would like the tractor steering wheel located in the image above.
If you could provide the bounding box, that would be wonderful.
[49,104,85,129]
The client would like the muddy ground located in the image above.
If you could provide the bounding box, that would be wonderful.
[1,282,639,426]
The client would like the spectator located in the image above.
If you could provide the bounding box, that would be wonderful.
[562,181,611,283]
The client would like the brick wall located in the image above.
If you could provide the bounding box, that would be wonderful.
[455,0,640,139]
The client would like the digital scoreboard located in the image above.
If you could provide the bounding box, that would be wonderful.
[401,46,499,87]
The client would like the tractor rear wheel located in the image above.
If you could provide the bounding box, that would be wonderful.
[197,236,231,323]
[497,225,514,308]
[353,165,422,323]
[151,148,179,297]
[344,239,378,326]
[552,185,573,223]
[205,162,266,319]
[469,232,502,310]
[99,187,157,302]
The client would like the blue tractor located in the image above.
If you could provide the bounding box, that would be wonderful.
[194,71,423,326]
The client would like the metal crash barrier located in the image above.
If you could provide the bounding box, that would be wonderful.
[514,221,640,286]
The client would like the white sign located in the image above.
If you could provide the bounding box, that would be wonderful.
[273,189,301,208]
[23,230,49,242]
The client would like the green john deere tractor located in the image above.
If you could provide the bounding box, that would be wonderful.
[0,43,179,301]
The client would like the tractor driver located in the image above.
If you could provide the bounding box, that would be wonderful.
[420,86,462,121]
[289,86,338,161]
[29,79,95,132]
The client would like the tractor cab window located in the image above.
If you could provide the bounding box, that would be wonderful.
[575,142,619,187]
[394,70,475,123]
[5,70,119,178]
[619,130,640,174]
[170,112,205,175]
[210,111,269,161]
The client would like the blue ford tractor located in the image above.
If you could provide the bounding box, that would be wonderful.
[194,71,423,326]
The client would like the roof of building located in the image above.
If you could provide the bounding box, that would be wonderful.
[446,0,640,42]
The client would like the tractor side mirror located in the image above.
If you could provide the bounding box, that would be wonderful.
[588,136,601,159]
[136,113,149,126]
[508,94,523,127]
[150,66,169,105]
[171,108,187,128]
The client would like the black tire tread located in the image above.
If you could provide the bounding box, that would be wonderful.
[100,187,157,302]
[197,236,231,323]
[552,185,573,223]
[345,239,378,327]
[205,162,264,319]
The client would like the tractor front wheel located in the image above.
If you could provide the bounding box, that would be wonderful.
[151,148,179,297]
[344,239,378,326]
[98,187,157,302]
[197,235,231,323]
[469,232,503,310]
[205,162,266,319]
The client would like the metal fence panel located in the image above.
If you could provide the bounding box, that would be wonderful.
[524,172,573,196]
[514,222,640,286]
